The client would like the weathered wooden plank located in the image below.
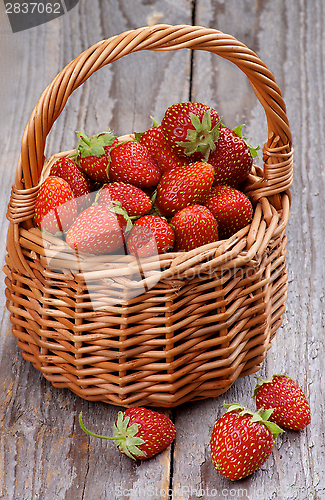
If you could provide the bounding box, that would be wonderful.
[171,1,325,499]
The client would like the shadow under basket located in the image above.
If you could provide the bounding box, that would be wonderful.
[4,24,293,408]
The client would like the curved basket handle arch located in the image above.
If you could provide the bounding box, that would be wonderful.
[15,24,293,199]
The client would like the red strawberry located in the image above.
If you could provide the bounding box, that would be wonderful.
[210,404,283,481]
[66,204,131,255]
[209,125,259,188]
[206,185,253,239]
[161,102,221,160]
[79,407,176,460]
[253,375,311,430]
[50,157,94,211]
[109,140,161,188]
[76,130,117,183]
[97,182,152,217]
[127,215,175,257]
[34,176,77,234]
[138,121,189,175]
[170,205,219,252]
[155,161,215,217]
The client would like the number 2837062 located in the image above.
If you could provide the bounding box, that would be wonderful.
[5,3,62,14]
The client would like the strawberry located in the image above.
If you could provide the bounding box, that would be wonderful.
[210,404,283,481]
[109,140,161,188]
[76,129,117,183]
[253,375,311,430]
[161,102,221,160]
[205,185,253,239]
[66,204,132,255]
[127,214,175,257]
[138,120,189,175]
[155,161,215,217]
[97,182,152,217]
[79,407,176,460]
[209,125,259,188]
[34,176,77,234]
[50,157,94,211]
[170,205,219,252]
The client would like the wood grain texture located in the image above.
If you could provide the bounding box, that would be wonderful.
[0,0,324,499]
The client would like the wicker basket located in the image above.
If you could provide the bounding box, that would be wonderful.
[4,25,293,408]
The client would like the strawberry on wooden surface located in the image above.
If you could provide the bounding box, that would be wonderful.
[161,101,221,160]
[155,161,215,217]
[127,214,175,257]
[109,140,161,188]
[253,375,311,430]
[76,129,117,184]
[97,182,152,217]
[66,204,131,255]
[170,204,219,252]
[208,125,258,188]
[138,121,190,175]
[206,185,253,239]
[34,176,78,234]
[50,157,94,211]
[79,407,176,460]
[210,404,283,481]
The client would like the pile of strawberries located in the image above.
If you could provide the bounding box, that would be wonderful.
[35,101,258,256]
[79,374,311,481]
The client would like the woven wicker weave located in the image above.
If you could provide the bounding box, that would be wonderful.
[4,25,293,408]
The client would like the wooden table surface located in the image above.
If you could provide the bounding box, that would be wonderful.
[0,1,324,499]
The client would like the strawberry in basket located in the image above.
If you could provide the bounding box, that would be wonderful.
[34,176,78,234]
[208,124,259,188]
[161,101,221,160]
[109,140,161,188]
[97,182,152,217]
[127,214,175,257]
[76,129,117,184]
[79,407,176,460]
[205,185,253,239]
[66,204,132,255]
[137,118,190,175]
[155,161,215,217]
[50,157,94,211]
[170,205,219,252]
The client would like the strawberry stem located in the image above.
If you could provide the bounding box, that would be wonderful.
[79,412,146,460]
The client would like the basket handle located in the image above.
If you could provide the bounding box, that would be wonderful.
[15,24,293,198]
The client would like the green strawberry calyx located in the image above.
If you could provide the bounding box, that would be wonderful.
[76,130,117,158]
[79,412,146,460]
[176,110,221,160]
[223,403,284,438]
[232,124,260,159]
[109,202,133,233]
[252,374,289,398]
